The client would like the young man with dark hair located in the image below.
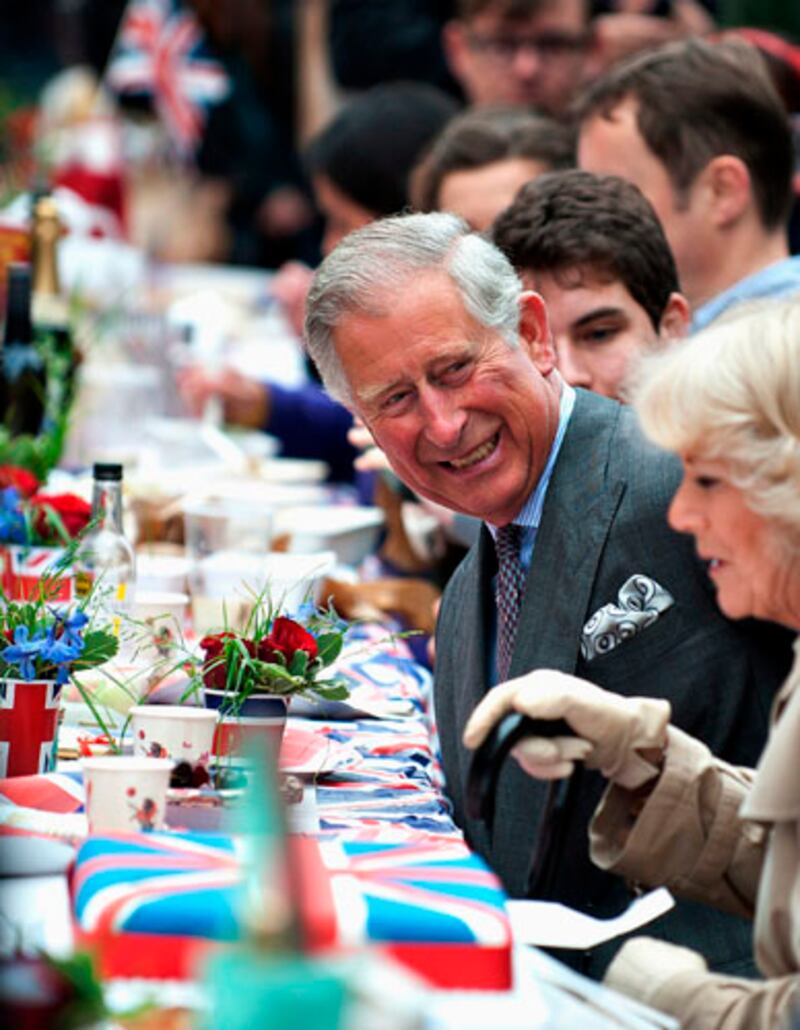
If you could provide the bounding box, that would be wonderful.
[576,38,800,330]
[491,169,689,399]
[411,105,575,230]
[443,0,591,115]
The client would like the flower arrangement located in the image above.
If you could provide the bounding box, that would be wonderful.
[0,586,118,687]
[0,465,91,547]
[191,599,352,709]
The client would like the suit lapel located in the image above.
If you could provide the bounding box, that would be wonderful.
[493,392,628,892]
[511,390,626,677]
[446,529,497,801]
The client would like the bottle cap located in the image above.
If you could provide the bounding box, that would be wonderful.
[93,462,123,481]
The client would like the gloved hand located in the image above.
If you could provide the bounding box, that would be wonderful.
[604,936,707,1006]
[463,670,670,789]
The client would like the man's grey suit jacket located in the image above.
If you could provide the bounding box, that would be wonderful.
[435,389,792,978]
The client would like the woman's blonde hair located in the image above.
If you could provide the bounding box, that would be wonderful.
[633,300,800,551]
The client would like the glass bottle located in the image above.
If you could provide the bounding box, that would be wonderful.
[1,263,47,436]
[30,195,76,417]
[75,463,136,637]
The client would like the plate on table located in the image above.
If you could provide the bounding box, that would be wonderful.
[279,726,359,777]
[57,724,118,759]
[0,834,77,876]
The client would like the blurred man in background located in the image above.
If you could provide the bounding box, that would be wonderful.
[576,38,799,330]
[443,0,591,114]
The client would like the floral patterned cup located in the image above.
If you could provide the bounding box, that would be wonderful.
[130,704,218,765]
[82,756,173,833]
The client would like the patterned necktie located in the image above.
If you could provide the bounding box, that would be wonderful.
[494,523,526,682]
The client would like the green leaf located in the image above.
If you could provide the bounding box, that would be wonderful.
[310,679,350,701]
[40,950,107,1024]
[69,673,121,753]
[289,649,309,676]
[254,660,295,683]
[315,632,343,667]
[71,629,118,670]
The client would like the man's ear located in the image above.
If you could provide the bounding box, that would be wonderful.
[657,292,691,340]
[702,155,752,229]
[519,291,557,373]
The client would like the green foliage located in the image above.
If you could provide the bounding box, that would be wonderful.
[0,408,69,481]
[71,629,119,671]
[0,315,78,479]
[39,949,153,1027]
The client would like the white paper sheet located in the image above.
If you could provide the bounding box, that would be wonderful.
[507,887,675,949]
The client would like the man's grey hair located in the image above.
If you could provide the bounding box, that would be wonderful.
[304,212,523,405]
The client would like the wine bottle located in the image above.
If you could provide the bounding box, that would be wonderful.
[30,195,76,418]
[1,263,47,436]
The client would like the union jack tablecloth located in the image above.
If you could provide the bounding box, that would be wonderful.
[2,632,511,986]
[71,831,511,988]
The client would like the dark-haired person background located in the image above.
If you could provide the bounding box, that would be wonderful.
[442,0,592,114]
[411,105,575,230]
[576,38,800,331]
[491,169,690,399]
[178,81,458,485]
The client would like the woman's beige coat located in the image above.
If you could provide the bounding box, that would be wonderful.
[590,638,800,1028]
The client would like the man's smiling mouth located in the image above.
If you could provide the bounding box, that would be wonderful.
[440,432,500,471]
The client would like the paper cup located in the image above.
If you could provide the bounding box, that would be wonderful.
[82,756,173,833]
[130,704,218,764]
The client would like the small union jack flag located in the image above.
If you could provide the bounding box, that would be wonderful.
[0,679,61,778]
[105,0,230,154]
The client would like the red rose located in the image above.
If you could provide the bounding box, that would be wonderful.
[0,465,39,498]
[199,632,255,690]
[30,493,92,542]
[258,617,318,666]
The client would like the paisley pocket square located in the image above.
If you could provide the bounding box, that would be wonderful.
[581,574,674,662]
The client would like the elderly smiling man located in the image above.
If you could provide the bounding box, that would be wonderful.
[304,211,791,979]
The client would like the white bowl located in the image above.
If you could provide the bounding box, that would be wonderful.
[273,506,385,566]
[198,549,336,611]
[257,458,329,484]
[135,553,190,593]
[181,478,327,509]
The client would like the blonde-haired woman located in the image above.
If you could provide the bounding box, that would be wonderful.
[464,301,800,1029]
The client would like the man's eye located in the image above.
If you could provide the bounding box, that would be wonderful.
[695,476,719,490]
[440,360,471,382]
[382,390,411,411]
[579,325,618,346]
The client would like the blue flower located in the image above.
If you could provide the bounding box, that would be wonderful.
[0,487,20,510]
[0,487,27,545]
[1,625,48,681]
[59,609,89,650]
[42,620,85,686]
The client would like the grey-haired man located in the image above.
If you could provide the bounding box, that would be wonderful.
[305,210,790,979]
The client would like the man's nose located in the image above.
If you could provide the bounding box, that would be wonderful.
[420,389,467,450]
[512,43,542,80]
[555,340,592,389]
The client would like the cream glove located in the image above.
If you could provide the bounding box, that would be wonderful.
[463,670,671,789]
[604,936,707,1006]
